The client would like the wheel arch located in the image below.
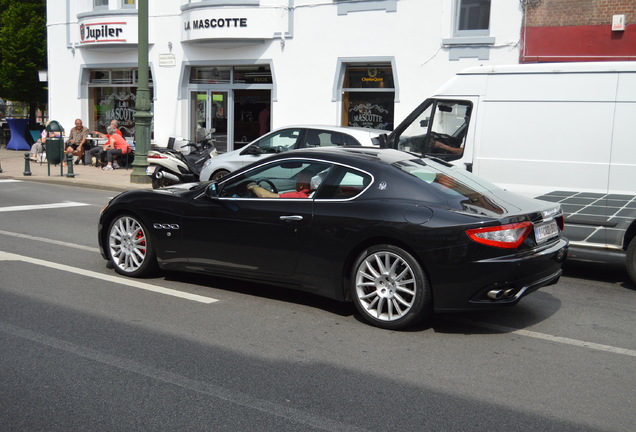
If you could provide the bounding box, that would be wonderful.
[623,219,636,251]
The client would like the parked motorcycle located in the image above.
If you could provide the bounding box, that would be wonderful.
[146,130,217,189]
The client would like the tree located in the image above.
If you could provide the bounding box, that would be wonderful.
[0,0,47,127]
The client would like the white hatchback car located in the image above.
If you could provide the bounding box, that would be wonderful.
[199,125,384,181]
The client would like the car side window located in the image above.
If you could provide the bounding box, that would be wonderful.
[218,159,333,198]
[303,130,361,148]
[257,128,301,154]
[315,166,371,200]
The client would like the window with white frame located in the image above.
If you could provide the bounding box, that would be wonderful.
[94,0,108,10]
[455,0,491,36]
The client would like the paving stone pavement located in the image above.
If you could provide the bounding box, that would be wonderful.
[0,147,153,192]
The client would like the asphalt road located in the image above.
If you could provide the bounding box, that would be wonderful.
[1,179,634,432]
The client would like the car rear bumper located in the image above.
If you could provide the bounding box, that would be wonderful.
[433,238,568,312]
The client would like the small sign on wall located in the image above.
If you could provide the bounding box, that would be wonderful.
[159,54,176,68]
[612,14,626,32]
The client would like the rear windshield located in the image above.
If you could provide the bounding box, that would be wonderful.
[393,158,505,214]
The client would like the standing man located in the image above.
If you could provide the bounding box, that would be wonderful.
[65,118,89,165]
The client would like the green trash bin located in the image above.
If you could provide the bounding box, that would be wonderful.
[45,120,65,165]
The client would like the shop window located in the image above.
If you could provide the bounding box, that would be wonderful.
[88,68,154,138]
[455,0,490,36]
[94,0,108,10]
[190,67,231,84]
[233,65,272,84]
[341,64,394,131]
[121,0,136,8]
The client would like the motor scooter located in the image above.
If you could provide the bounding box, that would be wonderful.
[146,130,217,189]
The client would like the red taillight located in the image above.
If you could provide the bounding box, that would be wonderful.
[148,154,168,159]
[556,215,564,231]
[466,222,533,249]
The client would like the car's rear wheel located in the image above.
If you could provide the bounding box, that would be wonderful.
[107,215,157,277]
[351,245,431,330]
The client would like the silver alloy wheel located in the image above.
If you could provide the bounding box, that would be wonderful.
[355,251,417,322]
[109,216,148,273]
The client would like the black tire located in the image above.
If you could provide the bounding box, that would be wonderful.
[351,244,431,330]
[627,237,636,286]
[211,169,230,181]
[107,215,158,277]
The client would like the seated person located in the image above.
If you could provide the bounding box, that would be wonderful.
[93,119,123,138]
[88,138,111,167]
[102,125,132,171]
[29,128,48,161]
[247,171,313,198]
[65,118,89,165]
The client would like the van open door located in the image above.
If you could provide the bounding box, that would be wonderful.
[385,98,474,169]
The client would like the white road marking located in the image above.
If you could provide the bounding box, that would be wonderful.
[0,229,99,252]
[0,179,22,183]
[0,251,217,304]
[0,201,90,213]
[453,318,636,358]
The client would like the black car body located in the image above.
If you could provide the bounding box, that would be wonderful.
[99,147,568,329]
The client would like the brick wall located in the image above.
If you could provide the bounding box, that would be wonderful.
[525,0,636,27]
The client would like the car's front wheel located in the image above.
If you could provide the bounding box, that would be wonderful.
[107,215,157,277]
[351,245,431,330]
[211,169,230,181]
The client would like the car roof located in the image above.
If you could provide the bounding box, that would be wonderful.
[266,146,415,166]
[269,124,386,138]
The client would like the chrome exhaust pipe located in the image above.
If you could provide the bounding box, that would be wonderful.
[487,289,504,300]
[503,289,517,299]
[155,170,181,183]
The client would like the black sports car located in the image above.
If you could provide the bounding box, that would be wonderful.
[98,147,568,329]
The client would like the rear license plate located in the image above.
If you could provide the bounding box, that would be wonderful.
[535,220,558,243]
[146,165,156,175]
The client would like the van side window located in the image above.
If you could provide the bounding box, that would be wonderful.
[397,100,472,161]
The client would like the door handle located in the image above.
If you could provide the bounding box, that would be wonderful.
[280,215,303,222]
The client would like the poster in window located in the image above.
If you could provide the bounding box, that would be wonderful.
[347,92,394,130]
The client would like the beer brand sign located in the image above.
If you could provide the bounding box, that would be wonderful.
[80,21,127,44]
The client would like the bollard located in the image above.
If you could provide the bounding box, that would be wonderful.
[23,152,32,176]
[66,153,76,178]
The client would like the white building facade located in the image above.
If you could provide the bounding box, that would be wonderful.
[46,0,522,151]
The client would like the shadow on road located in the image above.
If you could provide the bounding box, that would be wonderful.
[562,259,634,290]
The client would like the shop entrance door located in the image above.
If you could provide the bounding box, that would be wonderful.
[191,91,229,153]
[191,89,270,153]
[233,89,271,150]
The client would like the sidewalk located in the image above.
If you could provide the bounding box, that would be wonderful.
[0,147,153,192]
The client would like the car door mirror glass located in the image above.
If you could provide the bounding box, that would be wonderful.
[206,181,219,199]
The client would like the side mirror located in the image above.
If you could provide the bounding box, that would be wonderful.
[205,181,219,199]
[420,118,429,128]
[241,144,260,155]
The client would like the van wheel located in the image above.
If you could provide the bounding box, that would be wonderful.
[351,245,431,330]
[627,237,636,286]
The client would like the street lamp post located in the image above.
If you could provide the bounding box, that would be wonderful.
[130,0,152,184]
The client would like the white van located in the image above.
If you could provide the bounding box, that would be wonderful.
[385,62,636,283]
